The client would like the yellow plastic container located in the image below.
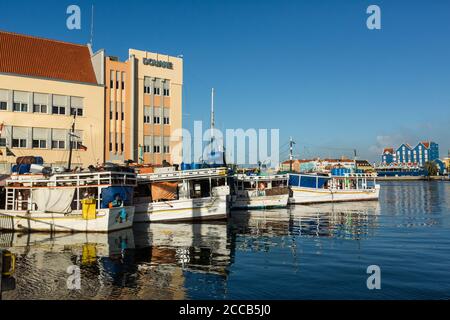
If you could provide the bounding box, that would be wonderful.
[81,198,97,220]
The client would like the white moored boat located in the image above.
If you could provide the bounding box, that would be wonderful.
[0,170,136,233]
[134,166,230,222]
[288,173,380,204]
[231,173,289,209]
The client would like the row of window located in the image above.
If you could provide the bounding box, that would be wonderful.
[109,142,124,153]
[143,116,170,125]
[109,70,126,91]
[3,138,82,150]
[110,111,125,120]
[110,79,125,90]
[143,85,170,96]
[142,145,170,154]
[0,102,83,116]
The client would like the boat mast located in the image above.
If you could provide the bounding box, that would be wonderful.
[68,113,76,171]
[289,137,295,172]
[211,87,215,147]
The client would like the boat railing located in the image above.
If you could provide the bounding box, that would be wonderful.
[235,174,289,181]
[6,171,137,188]
[138,167,228,182]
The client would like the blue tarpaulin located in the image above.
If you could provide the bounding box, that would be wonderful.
[101,186,134,208]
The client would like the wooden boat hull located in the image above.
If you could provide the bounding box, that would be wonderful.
[133,196,229,222]
[0,206,135,233]
[231,194,289,209]
[289,185,380,204]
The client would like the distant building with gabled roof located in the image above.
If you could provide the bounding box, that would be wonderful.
[381,141,439,167]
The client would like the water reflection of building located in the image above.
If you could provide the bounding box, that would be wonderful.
[0,222,233,300]
[379,181,445,227]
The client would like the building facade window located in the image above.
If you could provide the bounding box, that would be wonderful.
[0,138,6,146]
[110,70,114,89]
[51,129,66,149]
[163,117,170,125]
[163,145,170,153]
[33,104,47,113]
[32,139,47,149]
[52,106,66,115]
[32,128,49,149]
[163,80,170,96]
[70,97,84,117]
[153,145,160,153]
[13,91,29,113]
[12,126,28,149]
[13,102,28,112]
[153,116,160,124]
[12,139,27,148]
[144,77,152,94]
[0,89,8,110]
[70,107,83,116]
[144,115,151,123]
[52,140,65,149]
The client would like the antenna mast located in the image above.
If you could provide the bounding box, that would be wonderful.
[90,5,94,47]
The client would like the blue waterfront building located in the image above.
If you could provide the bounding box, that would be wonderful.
[381,148,395,165]
[382,141,439,167]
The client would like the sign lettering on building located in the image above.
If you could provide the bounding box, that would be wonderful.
[143,58,173,70]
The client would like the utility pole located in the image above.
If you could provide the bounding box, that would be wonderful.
[289,137,295,172]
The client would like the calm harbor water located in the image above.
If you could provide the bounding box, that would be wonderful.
[1,181,449,300]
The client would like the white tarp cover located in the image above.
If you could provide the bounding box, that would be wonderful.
[32,188,75,213]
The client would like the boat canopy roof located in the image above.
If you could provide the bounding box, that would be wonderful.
[138,167,228,183]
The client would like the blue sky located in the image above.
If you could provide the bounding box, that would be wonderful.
[1,0,449,163]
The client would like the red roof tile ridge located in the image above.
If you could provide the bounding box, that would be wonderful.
[0,29,88,48]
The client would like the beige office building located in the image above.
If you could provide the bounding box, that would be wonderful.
[104,49,183,166]
[0,31,105,172]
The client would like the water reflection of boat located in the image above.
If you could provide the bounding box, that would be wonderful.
[0,221,233,299]
[0,229,135,300]
[0,229,134,257]
[230,201,380,241]
[133,222,230,276]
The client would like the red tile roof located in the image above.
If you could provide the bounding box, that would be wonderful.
[383,148,394,154]
[420,141,430,148]
[281,159,312,164]
[0,30,98,84]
